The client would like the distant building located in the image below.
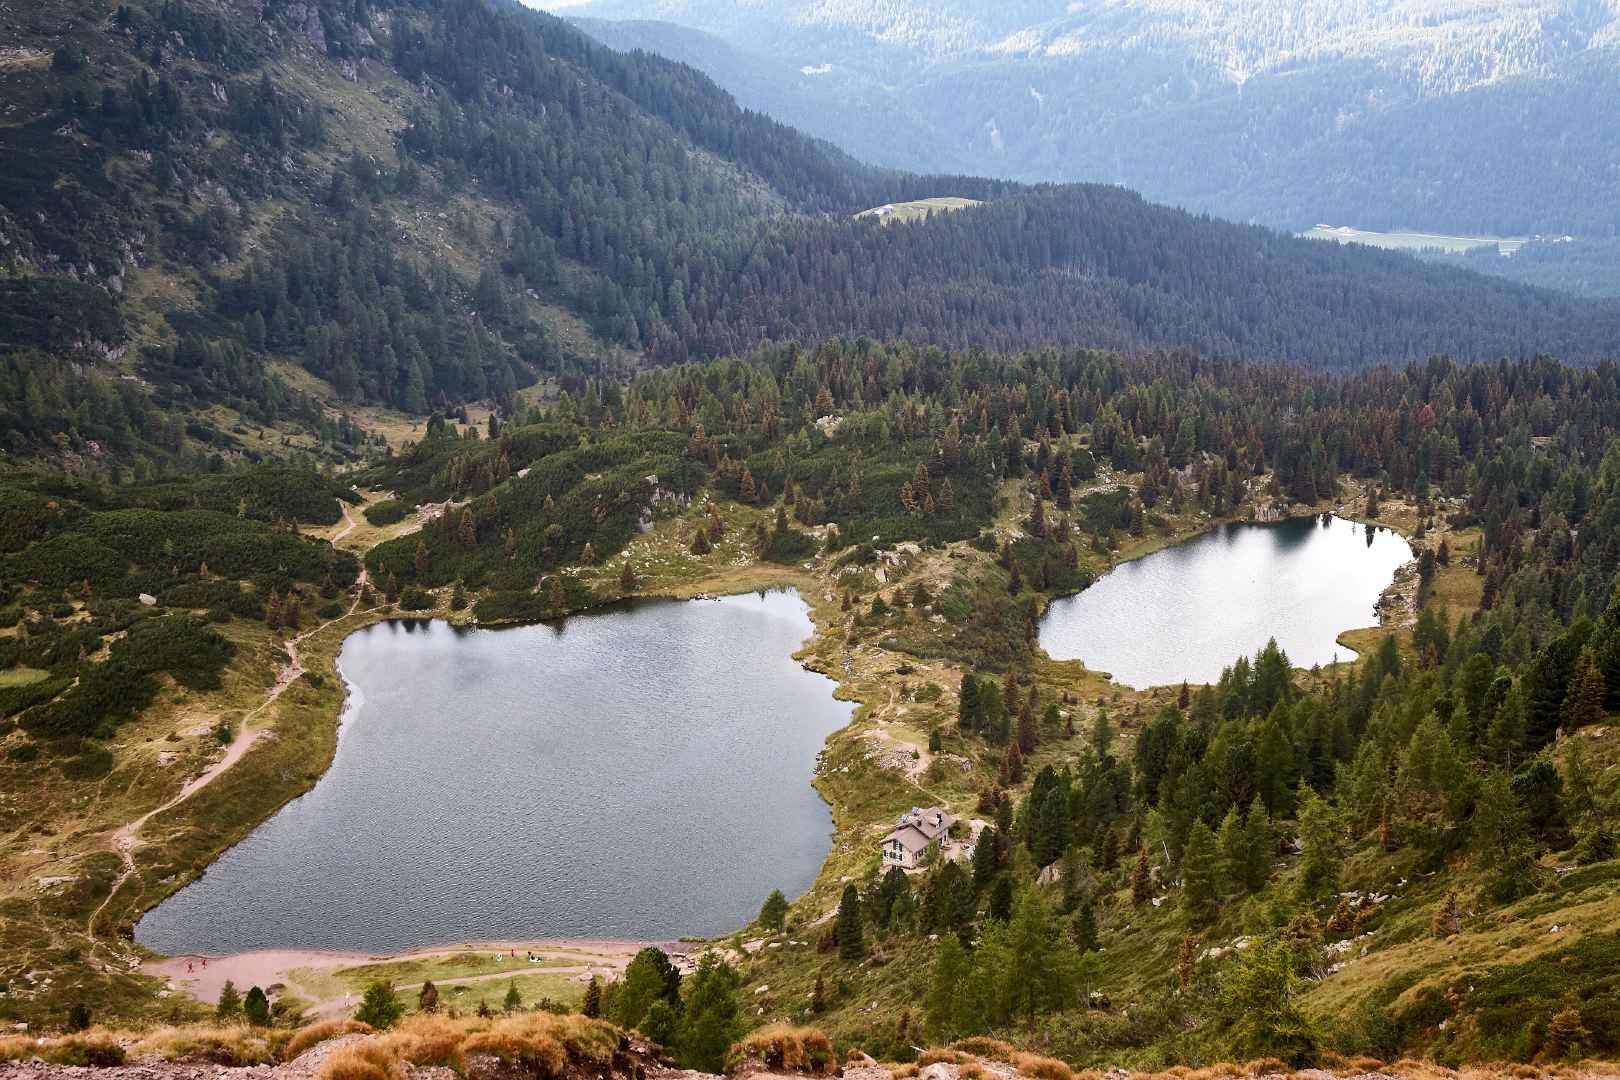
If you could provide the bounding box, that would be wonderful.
[881,807,955,869]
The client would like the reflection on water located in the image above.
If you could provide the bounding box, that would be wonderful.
[136,590,852,954]
[1039,516,1410,689]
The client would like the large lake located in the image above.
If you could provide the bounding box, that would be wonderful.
[136,590,852,955]
[1039,515,1411,688]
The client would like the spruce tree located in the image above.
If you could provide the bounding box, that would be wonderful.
[1295,788,1341,906]
[674,954,741,1072]
[243,986,271,1026]
[836,884,864,960]
[758,889,789,930]
[581,976,602,1018]
[216,980,242,1021]
[418,980,439,1013]
[1180,820,1221,927]
[1131,847,1153,904]
[355,981,403,1029]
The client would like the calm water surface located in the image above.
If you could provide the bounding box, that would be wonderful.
[1039,515,1411,688]
[136,590,852,954]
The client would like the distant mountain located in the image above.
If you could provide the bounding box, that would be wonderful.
[5,0,1620,465]
[560,0,1620,294]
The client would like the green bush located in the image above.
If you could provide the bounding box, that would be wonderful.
[399,587,435,611]
[60,748,114,780]
[363,499,410,526]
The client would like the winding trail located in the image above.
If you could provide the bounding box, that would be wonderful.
[88,503,372,945]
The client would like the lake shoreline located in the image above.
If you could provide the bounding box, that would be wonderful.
[132,586,855,958]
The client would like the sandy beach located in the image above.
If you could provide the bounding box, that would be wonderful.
[147,938,680,1017]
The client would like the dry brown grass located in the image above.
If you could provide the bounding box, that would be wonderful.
[319,1040,405,1080]
[960,1065,990,1080]
[1241,1060,1290,1077]
[952,1038,1016,1063]
[381,1015,467,1073]
[1014,1052,1075,1080]
[890,1066,921,1079]
[285,1019,375,1061]
[726,1026,837,1075]
[920,1049,970,1066]
[460,1030,566,1078]
[0,1032,126,1067]
[135,1024,278,1065]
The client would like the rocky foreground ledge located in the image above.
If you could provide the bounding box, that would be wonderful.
[3,1025,1617,1080]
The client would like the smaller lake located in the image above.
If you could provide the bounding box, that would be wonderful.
[1039,515,1411,688]
[136,590,852,955]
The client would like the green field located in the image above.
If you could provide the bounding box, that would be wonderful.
[1301,225,1526,254]
[856,196,982,223]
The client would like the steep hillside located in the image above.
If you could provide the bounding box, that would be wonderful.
[562,0,1620,293]
[5,0,1620,474]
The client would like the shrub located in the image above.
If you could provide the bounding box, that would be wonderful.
[283,1020,373,1061]
[1,1034,128,1067]
[60,747,115,779]
[1013,1053,1075,1080]
[951,1038,1016,1063]
[318,1041,402,1080]
[725,1027,836,1075]
[364,500,410,527]
[460,1031,565,1078]
[383,1015,466,1073]
[136,1025,276,1065]
[398,587,434,612]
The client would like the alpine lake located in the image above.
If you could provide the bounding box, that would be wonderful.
[138,514,1410,953]
[1039,514,1412,688]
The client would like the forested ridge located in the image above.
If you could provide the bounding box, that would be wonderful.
[344,342,1620,1065]
[4,0,1620,475]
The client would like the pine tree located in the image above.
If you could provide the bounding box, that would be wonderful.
[759,888,789,930]
[503,981,522,1013]
[282,595,301,629]
[582,976,602,1019]
[548,577,567,612]
[619,560,636,592]
[938,478,955,513]
[216,979,242,1020]
[1131,846,1153,905]
[674,955,742,1072]
[265,589,283,631]
[836,884,864,960]
[810,972,827,1014]
[738,465,757,504]
[385,572,400,603]
[1180,820,1221,927]
[244,985,271,1026]
[418,979,440,1013]
[690,528,711,555]
[413,539,430,576]
[355,981,403,1029]
[1566,648,1606,729]
[1072,900,1099,953]
[459,507,477,546]
[580,541,597,565]
[1295,788,1340,906]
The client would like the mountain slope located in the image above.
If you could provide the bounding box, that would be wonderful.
[559,0,1620,293]
[3,0,1620,471]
